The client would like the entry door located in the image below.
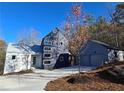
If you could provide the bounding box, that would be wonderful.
[32,56,36,66]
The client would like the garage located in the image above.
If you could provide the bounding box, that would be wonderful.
[79,40,109,67]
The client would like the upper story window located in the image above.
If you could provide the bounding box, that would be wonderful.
[44,46,52,51]
[44,39,52,45]
[12,55,16,60]
[60,42,63,45]
[43,53,52,58]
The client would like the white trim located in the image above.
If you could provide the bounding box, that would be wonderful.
[43,53,52,58]
[43,46,52,51]
[44,40,52,45]
[43,60,51,64]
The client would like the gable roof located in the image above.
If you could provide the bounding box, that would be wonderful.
[90,40,121,50]
[31,45,42,53]
[7,43,42,54]
[42,27,66,42]
[90,40,110,47]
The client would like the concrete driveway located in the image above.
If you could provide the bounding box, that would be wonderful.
[0,66,93,91]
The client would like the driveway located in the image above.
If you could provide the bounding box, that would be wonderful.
[0,66,93,91]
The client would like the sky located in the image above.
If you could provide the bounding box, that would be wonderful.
[0,2,119,43]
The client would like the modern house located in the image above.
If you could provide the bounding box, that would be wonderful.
[42,28,70,69]
[4,28,71,74]
[79,40,124,67]
[4,42,42,74]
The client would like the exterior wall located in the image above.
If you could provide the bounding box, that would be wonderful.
[4,52,31,74]
[42,29,69,69]
[54,53,71,69]
[117,51,124,61]
[4,43,42,74]
[31,54,42,68]
[80,41,108,67]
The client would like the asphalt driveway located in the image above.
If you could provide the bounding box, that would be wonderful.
[0,66,93,91]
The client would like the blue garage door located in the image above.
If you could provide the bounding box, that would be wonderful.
[91,55,104,66]
[80,55,90,66]
[80,54,104,67]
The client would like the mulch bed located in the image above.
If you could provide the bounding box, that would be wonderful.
[45,72,124,91]
[45,61,124,91]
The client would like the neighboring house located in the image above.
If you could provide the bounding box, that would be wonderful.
[4,42,42,74]
[79,40,124,67]
[42,28,70,69]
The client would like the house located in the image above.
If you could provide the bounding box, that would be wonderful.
[4,42,42,74]
[79,40,124,67]
[4,28,71,74]
[42,28,70,69]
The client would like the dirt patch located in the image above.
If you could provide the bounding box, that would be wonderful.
[97,61,124,69]
[83,61,124,74]
[67,75,90,84]
[45,72,124,91]
[45,61,124,91]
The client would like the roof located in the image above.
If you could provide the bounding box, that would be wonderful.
[90,40,110,47]
[7,43,42,54]
[42,27,66,42]
[31,45,42,53]
[90,40,122,50]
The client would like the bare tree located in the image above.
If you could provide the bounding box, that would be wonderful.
[17,28,41,46]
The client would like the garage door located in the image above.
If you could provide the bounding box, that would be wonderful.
[80,54,104,67]
[91,55,104,66]
[80,55,90,66]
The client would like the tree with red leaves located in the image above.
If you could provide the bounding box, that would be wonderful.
[64,4,90,73]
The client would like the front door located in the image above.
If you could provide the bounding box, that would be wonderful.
[32,56,36,67]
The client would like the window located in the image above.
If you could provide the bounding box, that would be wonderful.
[60,42,63,45]
[44,47,51,51]
[44,61,51,64]
[44,53,51,58]
[12,55,16,60]
[44,39,52,45]
[60,56,64,62]
[33,57,36,65]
